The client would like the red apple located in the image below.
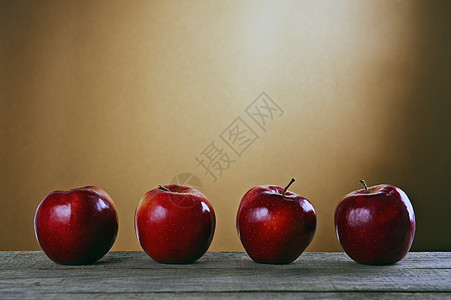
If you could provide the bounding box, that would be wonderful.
[335,180,415,265]
[34,186,119,265]
[236,178,317,264]
[135,184,215,263]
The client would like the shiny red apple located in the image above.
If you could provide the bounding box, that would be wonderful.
[335,180,415,265]
[135,184,215,263]
[34,186,119,265]
[236,178,317,264]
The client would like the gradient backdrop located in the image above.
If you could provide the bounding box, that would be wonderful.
[1,1,450,252]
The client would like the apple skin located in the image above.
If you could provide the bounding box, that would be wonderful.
[34,186,119,265]
[236,184,317,264]
[134,184,215,264]
[335,183,415,265]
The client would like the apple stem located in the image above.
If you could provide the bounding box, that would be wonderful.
[158,185,170,192]
[282,178,296,196]
[359,180,370,193]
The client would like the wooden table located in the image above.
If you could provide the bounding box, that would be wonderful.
[1,251,450,299]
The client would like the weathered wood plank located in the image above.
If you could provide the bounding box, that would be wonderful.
[0,292,449,300]
[1,251,450,270]
[0,251,449,299]
[1,268,449,292]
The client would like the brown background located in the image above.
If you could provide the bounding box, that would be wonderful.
[1,1,450,252]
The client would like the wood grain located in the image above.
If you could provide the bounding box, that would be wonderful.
[0,251,450,299]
